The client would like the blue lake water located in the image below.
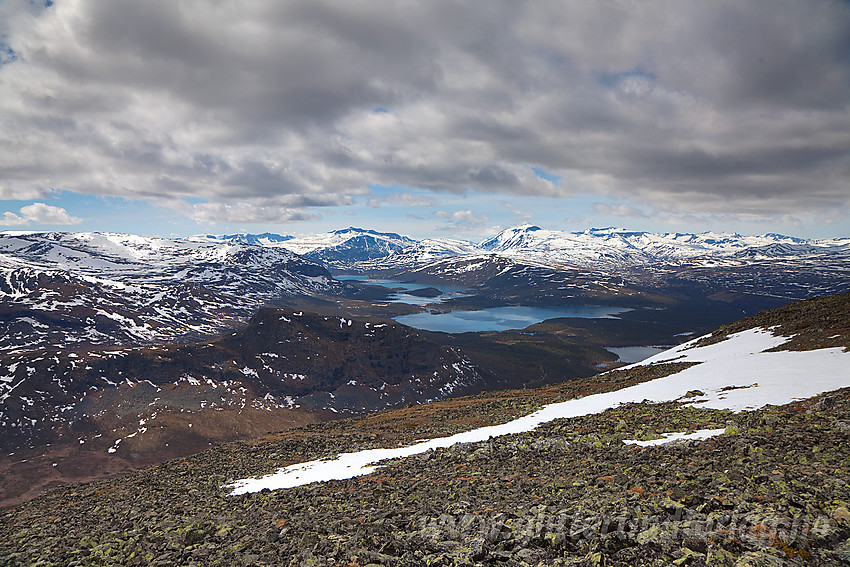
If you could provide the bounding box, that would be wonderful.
[394,305,631,333]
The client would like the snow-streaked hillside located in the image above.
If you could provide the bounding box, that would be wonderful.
[0,231,344,353]
[230,323,850,493]
[355,237,482,273]
[0,307,490,459]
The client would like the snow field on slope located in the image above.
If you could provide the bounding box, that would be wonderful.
[228,328,850,494]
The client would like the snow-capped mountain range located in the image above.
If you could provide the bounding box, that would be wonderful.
[201,227,479,271]
[0,231,343,354]
[202,225,850,272]
[479,226,823,266]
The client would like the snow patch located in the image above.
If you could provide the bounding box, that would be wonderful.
[240,367,259,378]
[623,428,726,447]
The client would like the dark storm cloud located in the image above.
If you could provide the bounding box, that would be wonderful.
[0,0,848,223]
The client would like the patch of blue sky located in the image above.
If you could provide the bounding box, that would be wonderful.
[179,196,208,205]
[23,0,53,9]
[87,197,208,237]
[0,192,192,236]
[0,43,17,64]
[531,166,562,185]
[367,184,425,196]
[0,197,34,212]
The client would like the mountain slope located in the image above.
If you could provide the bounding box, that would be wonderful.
[0,232,344,353]
[0,308,488,506]
[229,293,850,493]
[1,294,848,565]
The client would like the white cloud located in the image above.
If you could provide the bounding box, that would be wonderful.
[1,213,27,227]
[169,201,320,225]
[434,209,489,233]
[594,202,810,231]
[1,203,82,226]
[385,193,437,207]
[368,192,437,208]
[595,203,650,218]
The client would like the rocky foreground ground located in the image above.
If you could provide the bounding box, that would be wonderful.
[1,293,850,566]
[1,380,849,566]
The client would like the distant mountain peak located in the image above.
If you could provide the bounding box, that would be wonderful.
[328,227,417,245]
[203,232,295,246]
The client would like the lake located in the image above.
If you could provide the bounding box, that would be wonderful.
[394,305,631,333]
[337,275,631,333]
[605,346,668,363]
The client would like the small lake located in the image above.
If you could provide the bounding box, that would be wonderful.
[336,275,470,305]
[606,346,668,363]
[394,305,630,333]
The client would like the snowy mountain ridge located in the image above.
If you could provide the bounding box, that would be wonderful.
[201,225,850,271]
[198,227,481,270]
[477,225,850,268]
[205,232,295,246]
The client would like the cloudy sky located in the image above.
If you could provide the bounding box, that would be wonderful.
[0,0,848,240]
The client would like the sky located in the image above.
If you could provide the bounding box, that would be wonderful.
[0,0,848,241]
